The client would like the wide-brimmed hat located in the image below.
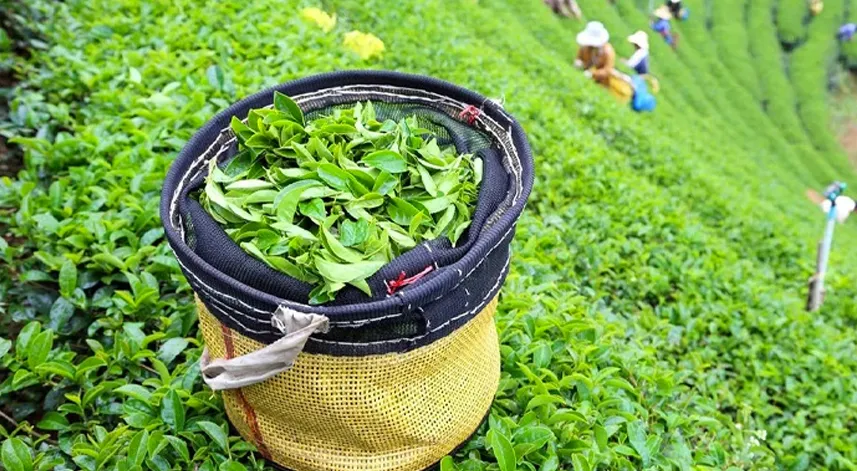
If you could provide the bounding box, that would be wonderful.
[654,6,673,19]
[576,21,610,47]
[628,30,650,49]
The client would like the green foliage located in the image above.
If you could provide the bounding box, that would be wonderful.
[790,0,848,155]
[1,0,857,470]
[839,4,857,68]
[748,0,817,147]
[777,0,809,45]
[696,0,851,180]
[199,97,480,303]
[658,0,838,185]
[711,0,764,100]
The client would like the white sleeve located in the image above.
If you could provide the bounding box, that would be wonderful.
[627,49,647,68]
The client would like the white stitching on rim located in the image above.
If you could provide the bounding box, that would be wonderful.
[171,137,235,240]
[192,276,405,330]
[203,298,273,335]
[188,137,236,185]
[175,255,269,315]
[431,222,515,302]
[188,280,273,330]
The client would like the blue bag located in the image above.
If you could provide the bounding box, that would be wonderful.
[631,75,656,112]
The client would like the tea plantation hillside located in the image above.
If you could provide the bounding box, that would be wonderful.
[2,0,857,470]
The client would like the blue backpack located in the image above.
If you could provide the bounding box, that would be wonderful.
[631,75,656,112]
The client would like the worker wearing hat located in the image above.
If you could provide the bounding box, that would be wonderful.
[544,0,582,19]
[625,31,650,75]
[838,23,857,41]
[810,0,823,16]
[652,6,678,49]
[666,0,690,20]
[667,0,683,18]
[574,21,616,86]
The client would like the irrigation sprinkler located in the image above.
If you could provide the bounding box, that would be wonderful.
[806,182,846,311]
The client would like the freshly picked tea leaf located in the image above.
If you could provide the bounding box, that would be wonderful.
[199,93,481,304]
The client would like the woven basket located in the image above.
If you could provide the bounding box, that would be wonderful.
[160,71,534,471]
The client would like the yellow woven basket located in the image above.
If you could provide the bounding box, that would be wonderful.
[198,297,500,471]
[161,71,533,471]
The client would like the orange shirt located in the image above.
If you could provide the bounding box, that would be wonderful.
[576,44,616,84]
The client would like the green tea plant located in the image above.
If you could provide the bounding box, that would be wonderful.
[790,0,848,156]
[2,0,857,470]
[676,0,850,180]
[840,4,857,69]
[710,0,764,100]
[748,0,818,148]
[676,0,844,184]
[777,0,809,46]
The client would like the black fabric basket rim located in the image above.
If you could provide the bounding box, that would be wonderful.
[160,70,534,323]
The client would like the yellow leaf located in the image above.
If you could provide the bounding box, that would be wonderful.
[299,7,336,33]
[343,31,385,60]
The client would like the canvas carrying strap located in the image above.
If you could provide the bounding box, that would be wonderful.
[200,306,330,390]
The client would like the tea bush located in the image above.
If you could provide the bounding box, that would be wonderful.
[790,0,847,155]
[2,0,857,470]
[748,0,818,147]
[704,0,852,181]
[710,0,764,100]
[777,0,809,46]
[840,2,857,68]
[673,0,840,183]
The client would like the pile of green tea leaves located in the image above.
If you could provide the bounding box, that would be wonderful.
[199,92,482,304]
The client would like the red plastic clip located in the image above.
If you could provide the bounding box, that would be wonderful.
[386,266,434,295]
[459,105,481,125]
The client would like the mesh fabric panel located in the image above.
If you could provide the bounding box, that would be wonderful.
[198,297,499,471]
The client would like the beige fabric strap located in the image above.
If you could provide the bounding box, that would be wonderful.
[200,306,330,391]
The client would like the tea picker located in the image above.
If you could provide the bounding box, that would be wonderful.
[666,0,690,20]
[838,23,857,42]
[648,0,690,21]
[544,0,582,19]
[806,182,855,311]
[652,7,679,49]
